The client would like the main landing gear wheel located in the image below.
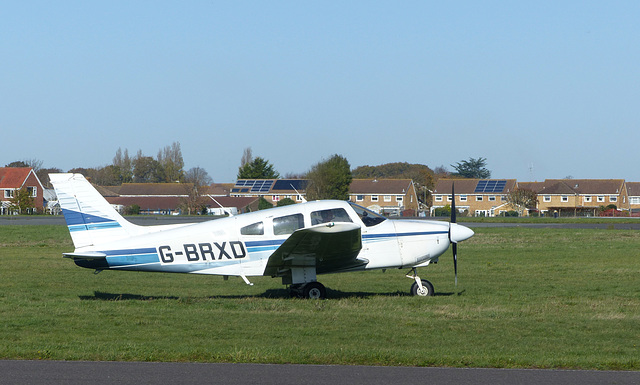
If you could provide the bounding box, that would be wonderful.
[288,282,327,299]
[302,282,326,299]
[410,279,434,297]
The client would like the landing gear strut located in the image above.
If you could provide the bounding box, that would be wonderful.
[289,281,327,299]
[407,268,434,297]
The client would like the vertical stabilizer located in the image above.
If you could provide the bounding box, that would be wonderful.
[50,173,139,248]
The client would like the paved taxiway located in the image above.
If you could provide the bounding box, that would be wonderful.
[1,361,639,385]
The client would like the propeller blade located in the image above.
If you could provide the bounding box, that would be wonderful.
[451,182,456,224]
[450,182,458,286]
[452,242,458,286]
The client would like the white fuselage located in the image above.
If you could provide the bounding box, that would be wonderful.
[72,200,459,277]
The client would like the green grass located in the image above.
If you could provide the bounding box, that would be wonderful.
[0,225,639,369]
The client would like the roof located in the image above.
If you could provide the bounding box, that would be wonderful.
[433,179,517,195]
[535,179,625,195]
[231,179,308,194]
[627,182,640,197]
[204,196,259,208]
[0,167,36,189]
[106,196,183,210]
[349,179,413,194]
[117,183,193,196]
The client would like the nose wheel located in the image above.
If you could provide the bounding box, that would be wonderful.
[407,268,434,297]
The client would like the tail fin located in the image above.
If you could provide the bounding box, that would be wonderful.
[50,173,139,248]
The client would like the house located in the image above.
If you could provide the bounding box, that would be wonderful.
[524,179,627,217]
[0,167,45,214]
[431,179,518,217]
[348,179,419,216]
[231,178,419,216]
[231,179,307,204]
[626,182,640,215]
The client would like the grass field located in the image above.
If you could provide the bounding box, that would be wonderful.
[0,224,638,369]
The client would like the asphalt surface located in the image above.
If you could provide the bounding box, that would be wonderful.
[1,361,639,385]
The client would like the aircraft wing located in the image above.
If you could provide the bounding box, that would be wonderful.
[264,222,365,277]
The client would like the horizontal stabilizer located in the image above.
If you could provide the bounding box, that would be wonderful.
[63,251,107,259]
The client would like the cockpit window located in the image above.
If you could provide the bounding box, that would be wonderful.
[241,222,264,235]
[273,213,304,235]
[348,202,387,227]
[311,208,353,225]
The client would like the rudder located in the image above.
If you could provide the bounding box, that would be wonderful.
[50,173,139,248]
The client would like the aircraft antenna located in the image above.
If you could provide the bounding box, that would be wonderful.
[291,184,307,203]
[207,195,233,217]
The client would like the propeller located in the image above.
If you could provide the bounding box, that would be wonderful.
[448,182,458,286]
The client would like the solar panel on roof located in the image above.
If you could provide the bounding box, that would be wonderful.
[272,179,308,191]
[474,180,507,193]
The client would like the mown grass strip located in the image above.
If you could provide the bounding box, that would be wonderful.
[0,225,638,369]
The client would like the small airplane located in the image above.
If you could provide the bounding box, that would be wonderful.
[50,173,474,299]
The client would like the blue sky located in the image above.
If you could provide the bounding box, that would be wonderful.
[2,1,639,182]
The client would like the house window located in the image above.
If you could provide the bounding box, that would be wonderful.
[272,196,280,202]
[396,196,403,202]
[597,196,605,203]
[4,189,14,198]
[584,196,592,203]
[356,195,364,202]
[383,195,391,202]
[610,196,617,202]
[489,196,496,201]
[371,195,379,202]
[27,187,37,197]
[501,195,507,201]
[460,195,467,202]
[561,196,568,202]
[435,196,443,202]
[630,197,640,205]
[476,196,483,201]
[543,195,551,202]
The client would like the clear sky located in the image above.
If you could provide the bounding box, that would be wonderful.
[2,1,639,183]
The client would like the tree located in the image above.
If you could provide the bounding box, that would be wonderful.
[112,148,133,184]
[258,196,273,210]
[237,157,280,179]
[276,197,296,206]
[133,153,165,183]
[157,142,184,182]
[240,147,253,167]
[5,161,30,168]
[9,187,35,214]
[451,157,491,179]
[305,154,352,201]
[507,188,538,216]
[181,167,213,215]
[351,162,435,209]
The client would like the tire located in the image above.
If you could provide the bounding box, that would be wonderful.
[410,279,434,297]
[302,282,327,299]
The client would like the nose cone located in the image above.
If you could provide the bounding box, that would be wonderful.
[450,223,474,243]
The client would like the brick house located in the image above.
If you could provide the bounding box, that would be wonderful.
[231,179,307,205]
[0,167,45,214]
[626,182,640,214]
[348,179,419,216]
[523,179,627,217]
[431,179,518,217]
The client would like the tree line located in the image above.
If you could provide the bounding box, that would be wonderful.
[7,147,510,214]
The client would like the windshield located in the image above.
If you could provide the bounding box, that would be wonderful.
[348,202,387,227]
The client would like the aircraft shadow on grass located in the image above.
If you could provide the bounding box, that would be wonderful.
[79,289,459,301]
